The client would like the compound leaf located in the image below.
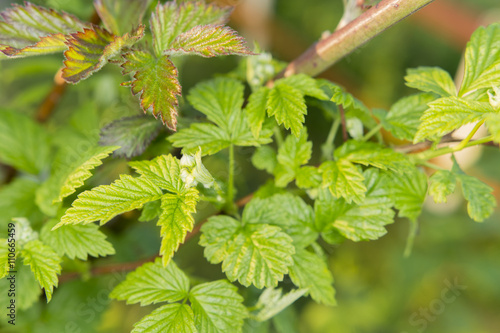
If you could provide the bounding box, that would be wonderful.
[405,67,456,97]
[129,154,185,194]
[319,159,366,204]
[266,83,306,137]
[40,219,114,260]
[158,190,199,266]
[21,240,61,302]
[274,129,312,187]
[169,123,230,155]
[189,280,247,333]
[389,167,428,221]
[168,24,251,57]
[110,258,189,306]
[55,174,163,228]
[62,24,145,83]
[132,303,196,333]
[0,2,87,58]
[288,249,336,306]
[121,51,181,130]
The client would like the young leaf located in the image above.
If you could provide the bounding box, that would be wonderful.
[295,166,322,189]
[414,96,494,142]
[121,51,181,130]
[200,217,295,288]
[40,219,114,260]
[428,170,457,204]
[94,0,151,36]
[132,303,196,333]
[21,240,61,302]
[245,87,270,138]
[189,280,247,333]
[62,24,145,83]
[158,189,199,266]
[169,123,231,155]
[319,159,366,204]
[380,93,436,141]
[100,115,163,158]
[0,240,9,279]
[168,24,252,57]
[274,129,312,187]
[405,67,456,97]
[277,74,328,100]
[129,154,185,194]
[0,110,50,174]
[266,83,306,137]
[485,112,500,143]
[139,200,162,222]
[150,0,231,57]
[288,249,336,306]
[243,194,317,248]
[0,2,87,58]
[389,168,428,221]
[14,264,41,311]
[315,169,395,241]
[335,140,413,173]
[55,175,163,228]
[459,23,500,99]
[252,145,277,174]
[110,259,189,306]
[253,288,308,322]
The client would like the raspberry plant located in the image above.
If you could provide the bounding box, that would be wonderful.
[0,0,499,332]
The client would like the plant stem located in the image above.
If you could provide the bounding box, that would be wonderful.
[226,144,236,213]
[274,0,435,79]
[410,135,493,163]
[321,117,341,159]
[404,220,418,258]
[453,120,484,151]
[274,126,284,147]
[361,123,383,142]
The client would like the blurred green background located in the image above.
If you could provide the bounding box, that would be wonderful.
[1,0,500,332]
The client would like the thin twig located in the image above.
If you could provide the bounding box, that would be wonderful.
[339,105,348,141]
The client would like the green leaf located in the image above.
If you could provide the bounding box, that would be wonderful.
[0,240,10,279]
[245,87,270,138]
[40,219,114,260]
[100,115,163,158]
[288,249,336,306]
[200,217,295,288]
[150,0,231,57]
[459,23,500,99]
[0,2,87,58]
[121,50,181,130]
[139,200,162,222]
[389,168,428,221]
[15,264,41,310]
[485,112,500,143]
[414,96,494,142]
[189,280,247,333]
[94,0,151,35]
[169,123,231,155]
[381,93,436,141]
[267,83,306,137]
[158,189,199,266]
[129,154,185,194]
[0,178,43,228]
[277,74,328,100]
[335,140,413,173]
[55,174,163,228]
[132,303,196,333]
[274,129,312,187]
[315,169,395,241]
[253,288,308,322]
[110,258,189,306]
[21,239,61,302]
[319,159,366,204]
[62,24,145,83]
[295,166,322,189]
[243,194,317,248]
[0,110,50,174]
[428,170,457,203]
[252,145,277,174]
[328,83,355,108]
[168,24,251,57]
[405,67,456,97]
[452,162,496,222]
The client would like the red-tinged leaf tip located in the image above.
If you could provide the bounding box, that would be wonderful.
[121,51,181,131]
[62,24,145,84]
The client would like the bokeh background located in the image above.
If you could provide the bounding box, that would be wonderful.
[1,0,500,332]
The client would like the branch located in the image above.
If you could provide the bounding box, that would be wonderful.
[274,0,435,79]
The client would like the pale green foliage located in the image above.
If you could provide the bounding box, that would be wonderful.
[274,129,312,187]
[132,303,197,333]
[389,167,428,222]
[252,288,308,321]
[129,154,185,194]
[405,67,456,97]
[0,178,42,228]
[429,170,457,203]
[245,86,271,138]
[94,0,151,36]
[288,249,336,306]
[251,145,277,174]
[111,259,189,306]
[319,159,366,204]
[21,240,61,302]
[0,110,50,174]
[0,240,9,279]
[170,78,272,155]
[40,219,115,260]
